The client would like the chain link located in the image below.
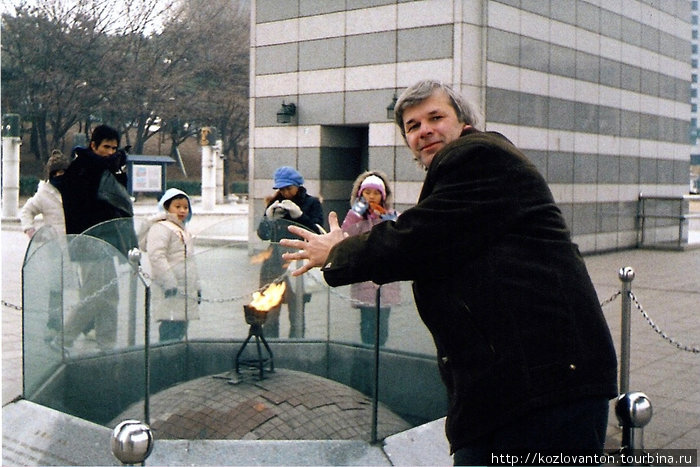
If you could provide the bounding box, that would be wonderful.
[6,272,698,354]
[1,300,22,311]
[305,270,368,306]
[599,290,621,308]
[627,291,700,354]
[135,263,290,304]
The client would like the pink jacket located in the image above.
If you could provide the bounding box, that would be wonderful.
[341,171,400,308]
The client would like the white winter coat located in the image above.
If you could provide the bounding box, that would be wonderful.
[146,212,200,321]
[19,180,66,235]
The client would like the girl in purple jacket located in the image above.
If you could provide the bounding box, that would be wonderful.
[341,171,400,346]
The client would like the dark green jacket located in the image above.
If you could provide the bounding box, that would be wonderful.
[322,129,617,452]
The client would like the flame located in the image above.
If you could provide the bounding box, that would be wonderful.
[249,281,286,311]
[250,248,273,264]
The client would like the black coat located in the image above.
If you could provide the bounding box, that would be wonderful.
[257,187,324,242]
[60,147,136,257]
[257,187,324,285]
[322,130,618,452]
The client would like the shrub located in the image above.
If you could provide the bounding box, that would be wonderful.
[229,181,248,193]
[166,180,201,195]
[20,176,40,196]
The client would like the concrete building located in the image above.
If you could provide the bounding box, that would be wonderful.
[692,0,700,193]
[249,0,691,253]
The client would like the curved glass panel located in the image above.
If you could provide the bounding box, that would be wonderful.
[23,219,148,423]
[22,213,443,438]
[23,224,61,265]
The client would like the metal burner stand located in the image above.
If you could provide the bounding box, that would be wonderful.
[233,305,275,380]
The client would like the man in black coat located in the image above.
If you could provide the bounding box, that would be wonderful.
[56,124,135,352]
[280,80,617,464]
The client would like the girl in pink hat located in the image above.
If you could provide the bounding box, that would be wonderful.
[341,170,400,346]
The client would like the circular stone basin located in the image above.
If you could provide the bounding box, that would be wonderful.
[111,368,411,441]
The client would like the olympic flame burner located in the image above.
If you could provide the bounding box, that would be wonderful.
[234,281,285,380]
[244,281,286,325]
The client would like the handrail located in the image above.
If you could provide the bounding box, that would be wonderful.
[637,194,697,250]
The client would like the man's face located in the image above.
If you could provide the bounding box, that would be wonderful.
[402,91,470,169]
[91,139,118,157]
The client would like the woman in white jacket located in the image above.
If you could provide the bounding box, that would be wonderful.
[20,150,70,238]
[146,188,201,342]
[20,151,71,342]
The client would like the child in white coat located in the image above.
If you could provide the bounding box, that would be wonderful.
[20,150,70,238]
[20,151,71,342]
[146,188,201,342]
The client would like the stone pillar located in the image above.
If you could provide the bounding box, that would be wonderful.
[200,127,219,211]
[2,114,22,219]
[215,139,224,204]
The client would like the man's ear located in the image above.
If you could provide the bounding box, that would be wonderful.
[89,141,97,152]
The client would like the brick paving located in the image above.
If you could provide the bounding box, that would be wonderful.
[111,368,411,442]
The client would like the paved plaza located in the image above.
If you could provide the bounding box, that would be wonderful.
[2,204,699,465]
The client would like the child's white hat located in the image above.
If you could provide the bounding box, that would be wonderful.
[158,188,193,223]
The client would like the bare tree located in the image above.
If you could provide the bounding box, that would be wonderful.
[2,0,250,186]
[166,0,250,187]
[2,0,115,160]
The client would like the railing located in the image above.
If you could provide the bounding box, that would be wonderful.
[637,194,700,250]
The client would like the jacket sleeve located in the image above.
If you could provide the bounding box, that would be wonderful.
[147,223,179,290]
[19,191,42,231]
[323,135,554,286]
[295,197,324,233]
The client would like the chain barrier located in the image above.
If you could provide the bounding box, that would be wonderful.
[6,266,698,354]
[628,291,700,354]
[135,262,289,305]
[599,290,621,308]
[1,300,22,311]
[305,269,368,307]
[600,290,699,354]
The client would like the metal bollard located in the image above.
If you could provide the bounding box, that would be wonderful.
[618,267,635,394]
[615,392,653,454]
[111,419,154,466]
[127,248,142,346]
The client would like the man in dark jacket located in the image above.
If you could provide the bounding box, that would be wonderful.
[280,80,618,464]
[55,124,135,352]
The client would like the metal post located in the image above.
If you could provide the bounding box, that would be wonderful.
[618,266,635,395]
[127,249,141,347]
[111,420,154,466]
[371,286,381,444]
[292,260,305,338]
[678,198,684,249]
[636,195,645,248]
[144,286,151,425]
[615,391,652,455]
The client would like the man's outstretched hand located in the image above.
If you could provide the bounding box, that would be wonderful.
[280,212,347,276]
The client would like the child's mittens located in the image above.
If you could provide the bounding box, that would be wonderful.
[380,211,398,221]
[351,197,369,216]
[279,199,302,218]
